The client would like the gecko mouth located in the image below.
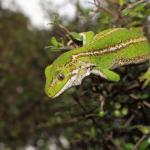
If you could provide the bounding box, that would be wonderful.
[53,73,78,98]
[53,67,93,98]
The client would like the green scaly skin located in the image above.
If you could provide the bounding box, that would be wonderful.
[45,28,150,98]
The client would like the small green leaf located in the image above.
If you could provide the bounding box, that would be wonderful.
[118,0,126,6]
[139,126,150,135]
[123,143,134,150]
[70,32,83,41]
[60,38,64,46]
[90,126,96,138]
[139,94,149,99]
[122,9,130,16]
[139,138,150,150]
[50,37,59,47]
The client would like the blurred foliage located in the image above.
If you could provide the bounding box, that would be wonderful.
[0,0,150,150]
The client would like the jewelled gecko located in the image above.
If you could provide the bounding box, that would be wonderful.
[45,28,150,98]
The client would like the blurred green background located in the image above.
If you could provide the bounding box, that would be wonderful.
[0,0,150,149]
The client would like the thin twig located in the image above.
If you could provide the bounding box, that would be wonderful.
[132,135,148,150]
[44,46,73,52]
[143,101,150,108]
[99,95,105,111]
[50,22,72,41]
[124,114,135,128]
[125,0,146,10]
[93,0,118,19]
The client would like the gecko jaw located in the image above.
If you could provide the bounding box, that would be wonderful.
[53,67,92,98]
[53,72,78,98]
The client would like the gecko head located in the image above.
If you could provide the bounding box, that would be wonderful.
[45,57,94,98]
[45,62,80,99]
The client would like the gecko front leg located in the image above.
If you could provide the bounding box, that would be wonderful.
[91,67,120,82]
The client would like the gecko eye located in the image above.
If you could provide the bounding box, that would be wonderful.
[57,73,65,81]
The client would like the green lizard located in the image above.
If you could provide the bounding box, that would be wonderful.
[45,28,150,98]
